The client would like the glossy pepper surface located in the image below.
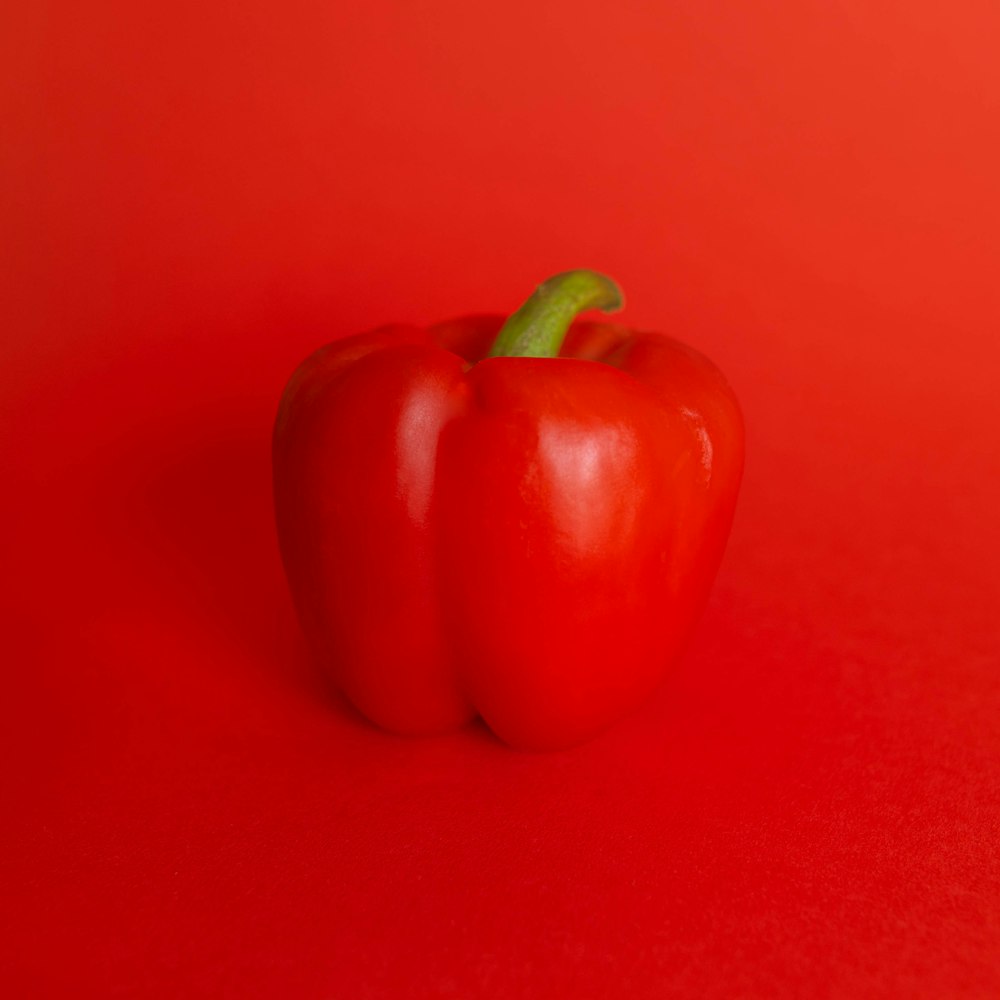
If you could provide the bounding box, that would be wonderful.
[273,272,744,750]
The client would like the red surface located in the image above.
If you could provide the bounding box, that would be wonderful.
[3,1,999,996]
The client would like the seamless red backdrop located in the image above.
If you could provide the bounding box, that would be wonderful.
[3,2,1000,996]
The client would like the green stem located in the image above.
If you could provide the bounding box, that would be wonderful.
[487,270,624,359]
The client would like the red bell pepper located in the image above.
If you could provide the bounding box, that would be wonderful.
[273,271,744,749]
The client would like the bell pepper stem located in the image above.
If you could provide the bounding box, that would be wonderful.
[487,270,624,359]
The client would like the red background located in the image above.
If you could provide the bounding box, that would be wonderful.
[3,2,1000,996]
